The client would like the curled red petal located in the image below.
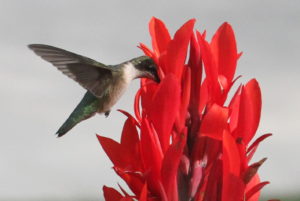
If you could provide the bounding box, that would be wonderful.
[134,88,142,123]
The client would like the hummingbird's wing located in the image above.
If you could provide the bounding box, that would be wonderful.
[28,44,116,97]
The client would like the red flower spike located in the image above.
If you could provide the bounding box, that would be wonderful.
[99,18,273,201]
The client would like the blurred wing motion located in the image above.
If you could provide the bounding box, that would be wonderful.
[28,44,114,98]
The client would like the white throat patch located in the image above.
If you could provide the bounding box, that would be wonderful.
[122,62,142,83]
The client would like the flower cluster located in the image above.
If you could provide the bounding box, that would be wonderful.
[97,18,272,201]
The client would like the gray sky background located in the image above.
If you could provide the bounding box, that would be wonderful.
[1,0,299,200]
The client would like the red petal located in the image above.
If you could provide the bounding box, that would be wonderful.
[200,104,229,140]
[139,183,148,201]
[97,135,124,168]
[244,79,262,143]
[247,133,272,154]
[188,32,203,114]
[211,22,238,83]
[120,117,142,170]
[103,186,123,201]
[161,131,187,201]
[222,174,244,201]
[222,130,244,201]
[140,82,158,113]
[223,130,240,176]
[246,181,269,201]
[134,87,143,123]
[197,31,218,96]
[166,19,195,79]
[114,167,144,196]
[118,109,140,128]
[149,17,171,56]
[121,116,139,148]
[148,74,181,152]
[243,158,267,184]
[140,118,163,195]
[198,79,209,118]
[178,67,191,131]
[247,133,272,162]
[138,43,154,58]
[235,79,262,144]
[98,133,141,171]
[189,160,202,198]
[228,85,242,132]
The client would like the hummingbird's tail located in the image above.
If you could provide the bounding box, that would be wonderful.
[56,91,100,137]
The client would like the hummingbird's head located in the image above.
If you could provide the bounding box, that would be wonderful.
[130,56,160,83]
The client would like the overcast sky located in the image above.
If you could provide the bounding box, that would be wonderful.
[1,0,299,200]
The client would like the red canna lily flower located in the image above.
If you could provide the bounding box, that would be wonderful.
[97,17,274,201]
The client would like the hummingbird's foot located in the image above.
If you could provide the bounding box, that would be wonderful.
[105,110,110,117]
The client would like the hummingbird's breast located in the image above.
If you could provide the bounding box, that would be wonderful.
[98,64,134,113]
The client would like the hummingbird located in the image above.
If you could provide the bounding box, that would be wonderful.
[28,44,160,137]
